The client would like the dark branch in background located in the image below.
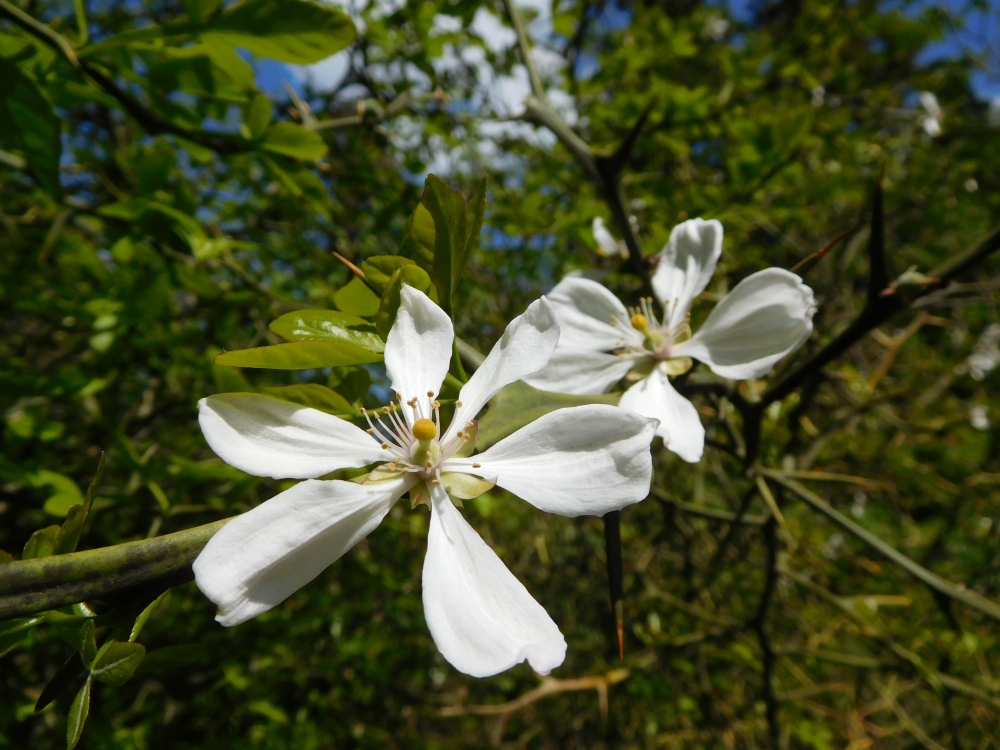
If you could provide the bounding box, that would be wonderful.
[0,520,228,620]
[752,518,780,748]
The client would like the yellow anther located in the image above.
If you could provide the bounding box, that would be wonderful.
[631,313,648,330]
[380,442,389,449]
[455,401,463,408]
[472,462,481,468]
[360,407,367,415]
[426,390,434,397]
[412,418,438,441]
[432,400,441,409]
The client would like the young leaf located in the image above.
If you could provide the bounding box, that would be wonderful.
[129,591,170,643]
[421,175,468,313]
[333,277,381,316]
[260,122,327,161]
[66,679,91,750]
[399,203,435,272]
[54,453,105,555]
[360,255,417,294]
[261,384,359,417]
[91,642,146,686]
[214,340,382,369]
[475,381,621,450]
[22,525,61,560]
[269,310,383,351]
[203,0,356,64]
[135,644,207,674]
[79,620,97,667]
[375,264,434,340]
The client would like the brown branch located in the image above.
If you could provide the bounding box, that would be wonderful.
[438,669,628,721]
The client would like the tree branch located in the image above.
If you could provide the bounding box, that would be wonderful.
[0,520,229,620]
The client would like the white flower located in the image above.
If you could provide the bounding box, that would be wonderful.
[592,217,628,259]
[524,218,816,462]
[919,91,942,137]
[193,286,658,678]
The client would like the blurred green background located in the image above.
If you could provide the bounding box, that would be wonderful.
[2,0,999,746]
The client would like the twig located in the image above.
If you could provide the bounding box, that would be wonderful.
[766,473,1000,622]
[438,669,628,720]
[650,487,767,526]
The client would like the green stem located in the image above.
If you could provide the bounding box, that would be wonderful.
[765,471,1000,622]
[0,520,229,621]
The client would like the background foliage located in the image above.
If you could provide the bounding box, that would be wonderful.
[2,0,999,747]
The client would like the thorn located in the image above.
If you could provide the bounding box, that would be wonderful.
[789,229,851,275]
[332,251,366,279]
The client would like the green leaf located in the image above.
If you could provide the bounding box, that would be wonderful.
[203,0,356,64]
[35,652,87,712]
[333,277,380,317]
[260,122,328,160]
[54,453,105,555]
[476,381,621,450]
[215,340,382,369]
[29,470,85,518]
[461,176,488,276]
[376,264,434,340]
[91,642,146,686]
[261,384,359,417]
[328,366,371,404]
[246,94,272,139]
[269,309,384,351]
[0,617,43,658]
[66,679,91,750]
[79,620,97,666]
[0,59,61,195]
[361,255,417,295]
[22,525,61,560]
[182,0,223,24]
[136,644,207,674]
[422,175,468,313]
[399,203,435,272]
[129,591,169,643]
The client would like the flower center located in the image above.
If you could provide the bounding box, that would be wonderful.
[361,393,475,483]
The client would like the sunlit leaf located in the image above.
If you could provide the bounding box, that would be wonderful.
[203,0,356,64]
[214,340,382,369]
[269,309,383,351]
[333,277,380,317]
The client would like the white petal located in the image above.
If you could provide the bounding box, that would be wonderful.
[194,477,410,626]
[199,394,391,479]
[592,217,619,256]
[547,276,640,350]
[446,298,559,441]
[385,285,453,421]
[422,485,566,677]
[618,365,704,463]
[522,346,639,395]
[651,218,723,333]
[452,404,657,516]
[672,268,816,380]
